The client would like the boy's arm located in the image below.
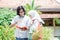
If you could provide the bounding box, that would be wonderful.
[10,17,17,28]
[10,23,16,28]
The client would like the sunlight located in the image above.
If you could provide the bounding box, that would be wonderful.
[56,0,60,3]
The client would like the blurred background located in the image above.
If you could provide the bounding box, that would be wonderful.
[0,0,60,40]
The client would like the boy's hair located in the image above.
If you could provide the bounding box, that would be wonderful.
[17,6,26,16]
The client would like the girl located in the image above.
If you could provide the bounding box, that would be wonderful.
[28,10,44,40]
[10,6,31,40]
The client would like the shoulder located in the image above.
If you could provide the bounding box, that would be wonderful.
[14,15,19,18]
[24,15,30,20]
[13,15,19,19]
[11,15,19,21]
[33,19,39,23]
[24,15,29,18]
[24,15,31,22]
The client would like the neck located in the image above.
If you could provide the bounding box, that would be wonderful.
[19,15,24,18]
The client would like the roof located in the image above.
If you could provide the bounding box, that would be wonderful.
[0,0,60,8]
[38,8,60,12]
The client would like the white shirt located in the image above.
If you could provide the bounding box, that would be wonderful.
[29,19,39,33]
[11,15,31,38]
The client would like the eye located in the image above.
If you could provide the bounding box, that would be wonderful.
[20,12,24,13]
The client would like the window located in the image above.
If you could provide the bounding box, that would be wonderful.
[43,19,53,26]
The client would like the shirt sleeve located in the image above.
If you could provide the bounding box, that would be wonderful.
[26,18,31,28]
[11,17,17,24]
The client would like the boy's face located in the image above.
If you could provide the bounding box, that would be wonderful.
[19,9,24,16]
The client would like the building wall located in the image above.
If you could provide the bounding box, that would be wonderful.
[0,0,60,8]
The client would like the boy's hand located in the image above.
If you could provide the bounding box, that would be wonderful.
[16,26,28,31]
[21,27,28,30]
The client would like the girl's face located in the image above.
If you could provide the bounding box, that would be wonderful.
[19,9,24,16]
[29,15,33,19]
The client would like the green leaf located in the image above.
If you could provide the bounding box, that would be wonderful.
[31,0,35,9]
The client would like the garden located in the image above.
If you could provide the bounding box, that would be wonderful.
[0,0,60,40]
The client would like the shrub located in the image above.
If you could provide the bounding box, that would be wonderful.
[0,8,16,26]
[42,27,53,40]
[0,21,15,40]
